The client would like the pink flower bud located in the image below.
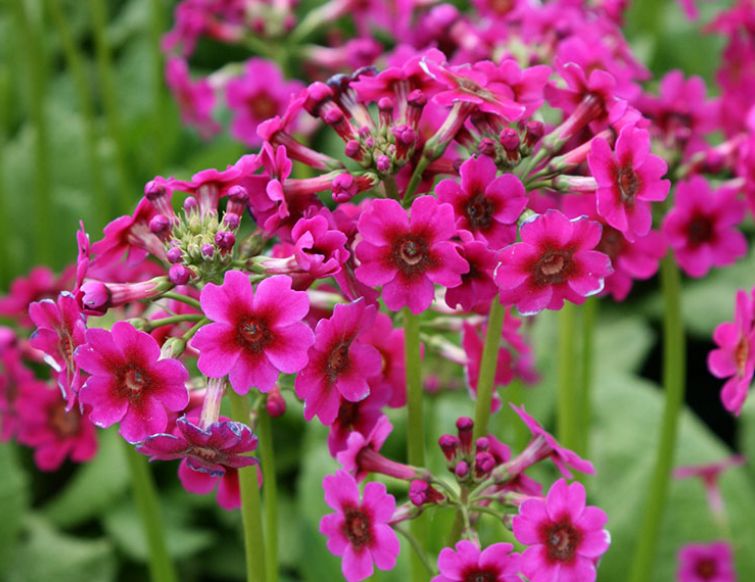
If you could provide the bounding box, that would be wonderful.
[169,264,192,285]
[439,434,460,461]
[456,416,474,452]
[266,388,287,418]
[167,247,183,264]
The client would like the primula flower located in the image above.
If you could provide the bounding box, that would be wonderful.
[328,396,388,456]
[708,288,755,415]
[674,455,745,517]
[28,293,87,410]
[295,300,382,425]
[192,271,314,394]
[0,346,34,441]
[320,470,400,582]
[445,237,499,313]
[15,381,97,471]
[75,321,190,443]
[178,461,241,511]
[588,125,670,241]
[513,479,610,582]
[137,416,258,476]
[432,540,521,582]
[165,57,219,138]
[0,266,73,326]
[662,177,747,278]
[495,210,612,315]
[355,196,468,314]
[436,155,528,249]
[361,311,406,408]
[290,211,350,279]
[677,541,736,582]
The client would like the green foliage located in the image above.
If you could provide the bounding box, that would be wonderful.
[0,445,29,571]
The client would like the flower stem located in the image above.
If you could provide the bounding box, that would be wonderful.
[229,392,268,582]
[578,298,598,457]
[403,308,426,582]
[160,291,203,311]
[258,409,279,582]
[628,255,685,582]
[148,0,167,172]
[557,302,579,450]
[473,300,506,440]
[122,441,177,582]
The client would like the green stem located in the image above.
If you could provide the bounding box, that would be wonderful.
[229,392,268,582]
[0,68,10,281]
[122,441,177,582]
[578,298,598,457]
[627,255,685,582]
[13,0,53,265]
[403,309,426,582]
[395,525,435,576]
[557,302,579,450]
[473,300,506,440]
[143,314,204,330]
[402,157,430,207]
[258,410,279,582]
[149,0,167,172]
[89,0,132,213]
[161,291,202,311]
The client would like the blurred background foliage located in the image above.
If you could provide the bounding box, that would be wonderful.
[1,0,755,581]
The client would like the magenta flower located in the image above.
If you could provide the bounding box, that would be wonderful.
[355,196,468,314]
[0,345,34,441]
[15,381,97,471]
[662,177,747,278]
[0,266,73,327]
[495,210,613,315]
[513,479,610,582]
[674,455,745,517]
[361,311,406,408]
[320,470,400,582]
[432,540,521,582]
[588,126,670,241]
[165,57,219,138]
[328,395,388,457]
[708,288,755,415]
[290,211,350,279]
[137,416,258,476]
[75,321,190,443]
[29,293,87,410]
[677,541,736,582]
[437,155,528,249]
[295,300,382,425]
[178,461,241,511]
[226,58,303,147]
[191,271,314,394]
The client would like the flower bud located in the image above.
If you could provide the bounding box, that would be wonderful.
[266,388,287,418]
[168,264,192,285]
[438,434,460,461]
[456,416,474,453]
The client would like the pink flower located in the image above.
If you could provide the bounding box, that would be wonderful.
[436,155,528,249]
[0,266,73,326]
[495,210,612,315]
[320,470,400,582]
[360,311,406,408]
[290,211,350,279]
[137,416,258,476]
[674,455,746,517]
[588,126,670,241]
[355,196,468,314]
[677,541,736,582]
[226,58,303,147]
[165,57,219,138]
[445,237,499,313]
[432,540,521,582]
[178,461,241,511]
[28,293,87,410]
[75,322,190,442]
[708,288,755,415]
[15,381,97,471]
[662,177,747,278]
[328,395,388,456]
[0,346,34,441]
[513,479,610,582]
[295,300,382,425]
[191,271,314,394]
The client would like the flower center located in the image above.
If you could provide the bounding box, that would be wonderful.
[463,569,496,582]
[598,226,625,260]
[248,93,279,120]
[466,194,494,230]
[190,446,224,464]
[686,215,713,246]
[534,250,572,286]
[118,365,150,401]
[735,336,749,376]
[546,522,581,562]
[327,341,351,381]
[237,317,272,353]
[49,402,80,437]
[336,401,360,428]
[616,166,639,204]
[694,557,718,580]
[392,235,432,277]
[342,508,372,549]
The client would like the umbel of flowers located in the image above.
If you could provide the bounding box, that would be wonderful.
[1,1,754,581]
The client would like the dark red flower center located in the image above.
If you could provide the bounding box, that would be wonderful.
[735,337,749,375]
[248,93,278,120]
[466,194,495,231]
[336,400,360,429]
[189,445,225,465]
[392,235,433,277]
[545,521,582,562]
[694,557,718,580]
[463,568,497,582]
[237,317,272,353]
[117,365,151,401]
[342,507,372,549]
[49,401,81,437]
[598,226,626,261]
[489,0,515,15]
[616,166,640,204]
[534,250,573,286]
[327,341,351,381]
[686,215,714,246]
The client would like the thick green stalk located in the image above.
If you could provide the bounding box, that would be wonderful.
[578,298,598,457]
[628,255,685,582]
[258,410,279,582]
[0,68,10,281]
[473,300,506,440]
[13,0,53,265]
[149,0,167,172]
[403,309,426,582]
[88,0,132,213]
[557,302,579,450]
[122,441,177,582]
[229,392,268,582]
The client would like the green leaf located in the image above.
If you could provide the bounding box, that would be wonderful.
[0,444,29,571]
[43,429,130,528]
